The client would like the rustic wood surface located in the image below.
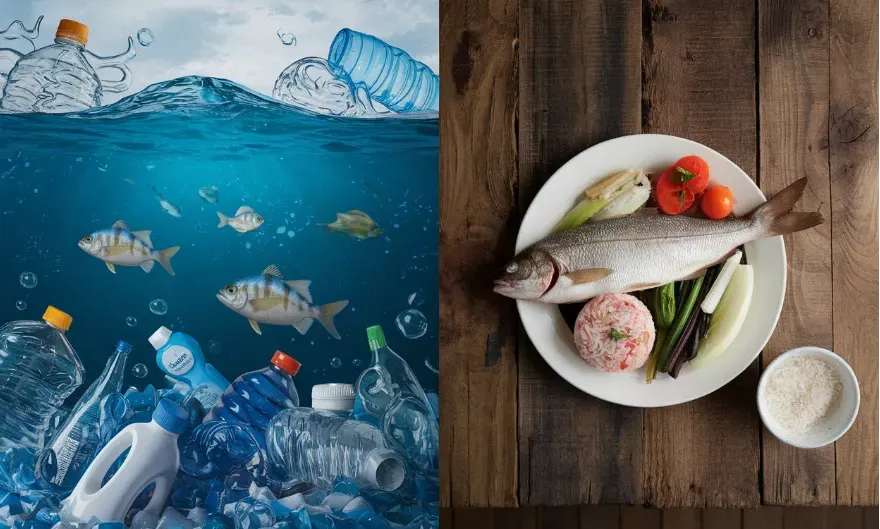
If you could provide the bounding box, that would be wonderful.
[439,0,878,508]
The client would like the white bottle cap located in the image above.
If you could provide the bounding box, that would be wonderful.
[149,326,173,350]
[361,447,406,491]
[311,383,355,412]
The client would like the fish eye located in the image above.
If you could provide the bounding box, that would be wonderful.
[256,216,263,222]
[225,286,236,295]
[505,262,518,273]
[84,236,92,242]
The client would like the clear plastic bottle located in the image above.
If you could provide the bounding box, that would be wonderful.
[327,28,439,113]
[35,340,130,492]
[265,408,406,492]
[0,306,84,449]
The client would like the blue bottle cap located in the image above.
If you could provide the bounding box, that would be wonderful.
[152,398,189,435]
[116,340,133,354]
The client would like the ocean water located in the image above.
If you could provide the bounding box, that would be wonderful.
[0,76,439,407]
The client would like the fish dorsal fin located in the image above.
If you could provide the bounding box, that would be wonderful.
[262,264,283,278]
[564,268,613,285]
[236,206,254,216]
[132,230,152,247]
[111,220,128,231]
[286,280,312,303]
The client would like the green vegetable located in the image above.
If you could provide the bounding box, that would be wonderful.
[608,328,630,341]
[676,166,696,183]
[553,196,610,232]
[645,327,667,384]
[657,276,705,374]
[653,283,676,328]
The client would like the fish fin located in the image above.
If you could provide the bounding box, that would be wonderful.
[234,226,249,234]
[752,177,824,236]
[249,298,285,311]
[563,268,613,285]
[292,318,314,335]
[105,262,116,274]
[235,206,254,216]
[627,282,662,292]
[248,319,262,335]
[132,230,152,247]
[217,212,228,228]
[156,246,180,276]
[111,220,128,231]
[317,300,349,339]
[262,264,283,278]
[140,260,155,273]
[286,280,313,303]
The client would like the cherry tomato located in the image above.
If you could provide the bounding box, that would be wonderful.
[700,185,735,219]
[671,155,710,194]
[656,169,695,215]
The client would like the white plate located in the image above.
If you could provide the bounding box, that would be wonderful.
[516,134,786,407]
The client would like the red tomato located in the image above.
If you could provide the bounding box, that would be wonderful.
[701,185,735,219]
[656,169,695,215]
[672,155,710,194]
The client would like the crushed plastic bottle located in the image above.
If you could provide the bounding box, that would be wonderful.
[265,408,407,492]
[179,421,266,484]
[0,19,134,113]
[36,341,131,493]
[0,306,84,450]
[272,58,383,117]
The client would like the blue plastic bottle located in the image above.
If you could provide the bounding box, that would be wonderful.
[328,28,439,113]
[148,327,230,411]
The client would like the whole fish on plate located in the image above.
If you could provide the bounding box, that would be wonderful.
[494,178,822,304]
[78,220,180,275]
[217,206,264,233]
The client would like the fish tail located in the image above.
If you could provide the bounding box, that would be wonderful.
[156,246,180,276]
[317,300,349,339]
[752,177,824,237]
[217,212,228,228]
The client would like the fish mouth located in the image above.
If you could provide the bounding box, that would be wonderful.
[493,279,516,296]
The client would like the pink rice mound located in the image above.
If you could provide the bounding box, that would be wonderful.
[574,293,656,373]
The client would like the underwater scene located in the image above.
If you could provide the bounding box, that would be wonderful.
[0,6,437,529]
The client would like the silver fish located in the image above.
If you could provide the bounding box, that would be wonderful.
[78,220,180,275]
[494,178,822,304]
[150,186,182,217]
[199,185,219,204]
[216,264,348,338]
[217,206,263,233]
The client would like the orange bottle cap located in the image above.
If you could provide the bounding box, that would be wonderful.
[271,350,301,375]
[43,306,72,331]
[56,19,89,46]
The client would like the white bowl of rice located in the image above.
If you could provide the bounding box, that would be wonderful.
[757,346,860,449]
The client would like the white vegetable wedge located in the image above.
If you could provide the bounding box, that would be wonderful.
[692,264,754,367]
[700,250,743,314]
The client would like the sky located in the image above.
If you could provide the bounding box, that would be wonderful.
[0,0,438,103]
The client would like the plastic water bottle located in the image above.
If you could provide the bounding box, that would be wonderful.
[0,19,132,113]
[311,383,356,416]
[265,408,407,492]
[327,28,439,113]
[0,306,84,450]
[61,398,188,523]
[35,341,130,493]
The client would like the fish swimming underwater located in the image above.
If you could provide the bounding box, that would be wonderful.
[217,206,264,233]
[216,264,349,338]
[199,186,219,205]
[494,178,823,304]
[319,209,382,240]
[78,220,180,275]
[150,186,182,217]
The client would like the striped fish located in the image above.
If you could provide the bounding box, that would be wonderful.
[78,220,180,275]
[216,264,348,338]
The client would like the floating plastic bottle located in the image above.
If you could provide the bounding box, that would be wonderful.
[328,29,439,113]
[265,408,407,492]
[36,341,131,493]
[0,306,84,449]
[0,19,133,114]
[149,327,231,411]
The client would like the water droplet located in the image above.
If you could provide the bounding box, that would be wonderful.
[132,363,148,378]
[330,357,342,368]
[125,316,137,327]
[19,271,37,289]
[149,298,168,316]
[208,340,222,356]
[15,300,26,311]
[395,309,428,339]
[352,358,362,367]
[425,358,439,374]
[276,29,297,46]
[137,28,155,47]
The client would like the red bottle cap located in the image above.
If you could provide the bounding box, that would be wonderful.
[271,350,301,375]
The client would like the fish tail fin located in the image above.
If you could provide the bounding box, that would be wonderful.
[217,212,228,228]
[752,177,824,237]
[156,246,180,276]
[317,300,349,339]
[140,260,155,273]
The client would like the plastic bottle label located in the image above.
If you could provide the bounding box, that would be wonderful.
[162,346,195,375]
[191,382,224,409]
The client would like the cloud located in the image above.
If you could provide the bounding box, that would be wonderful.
[306,10,328,23]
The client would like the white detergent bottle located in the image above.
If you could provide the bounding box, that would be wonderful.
[60,398,189,523]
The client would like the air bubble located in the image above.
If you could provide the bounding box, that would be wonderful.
[15,300,26,311]
[125,316,137,327]
[132,363,148,378]
[352,358,362,367]
[395,309,427,339]
[149,298,168,316]
[276,29,297,46]
[330,357,342,368]
[19,271,37,289]
[137,28,155,47]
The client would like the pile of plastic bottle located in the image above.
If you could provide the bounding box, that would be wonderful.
[0,306,439,529]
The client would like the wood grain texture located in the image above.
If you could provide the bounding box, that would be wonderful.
[758,0,836,506]
[619,507,661,529]
[829,0,880,506]
[517,0,643,506]
[641,0,761,508]
[661,509,700,529]
[579,505,621,529]
[701,508,742,529]
[439,0,520,507]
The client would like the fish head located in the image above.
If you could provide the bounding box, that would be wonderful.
[216,282,249,311]
[77,232,103,255]
[250,213,265,229]
[493,249,557,300]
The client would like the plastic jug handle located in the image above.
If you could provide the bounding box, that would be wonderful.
[86,36,135,94]
[96,63,132,93]
[144,476,171,514]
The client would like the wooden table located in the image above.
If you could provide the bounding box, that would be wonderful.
[440,0,878,509]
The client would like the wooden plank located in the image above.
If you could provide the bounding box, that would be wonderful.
[701,508,742,529]
[742,507,784,529]
[829,0,880,507]
[865,507,880,529]
[579,505,621,529]
[517,0,643,506]
[439,0,520,508]
[450,508,497,528]
[620,507,661,529]
[757,0,836,506]
[781,507,830,529]
[641,0,761,508]
[536,507,580,529]
[660,508,700,529]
